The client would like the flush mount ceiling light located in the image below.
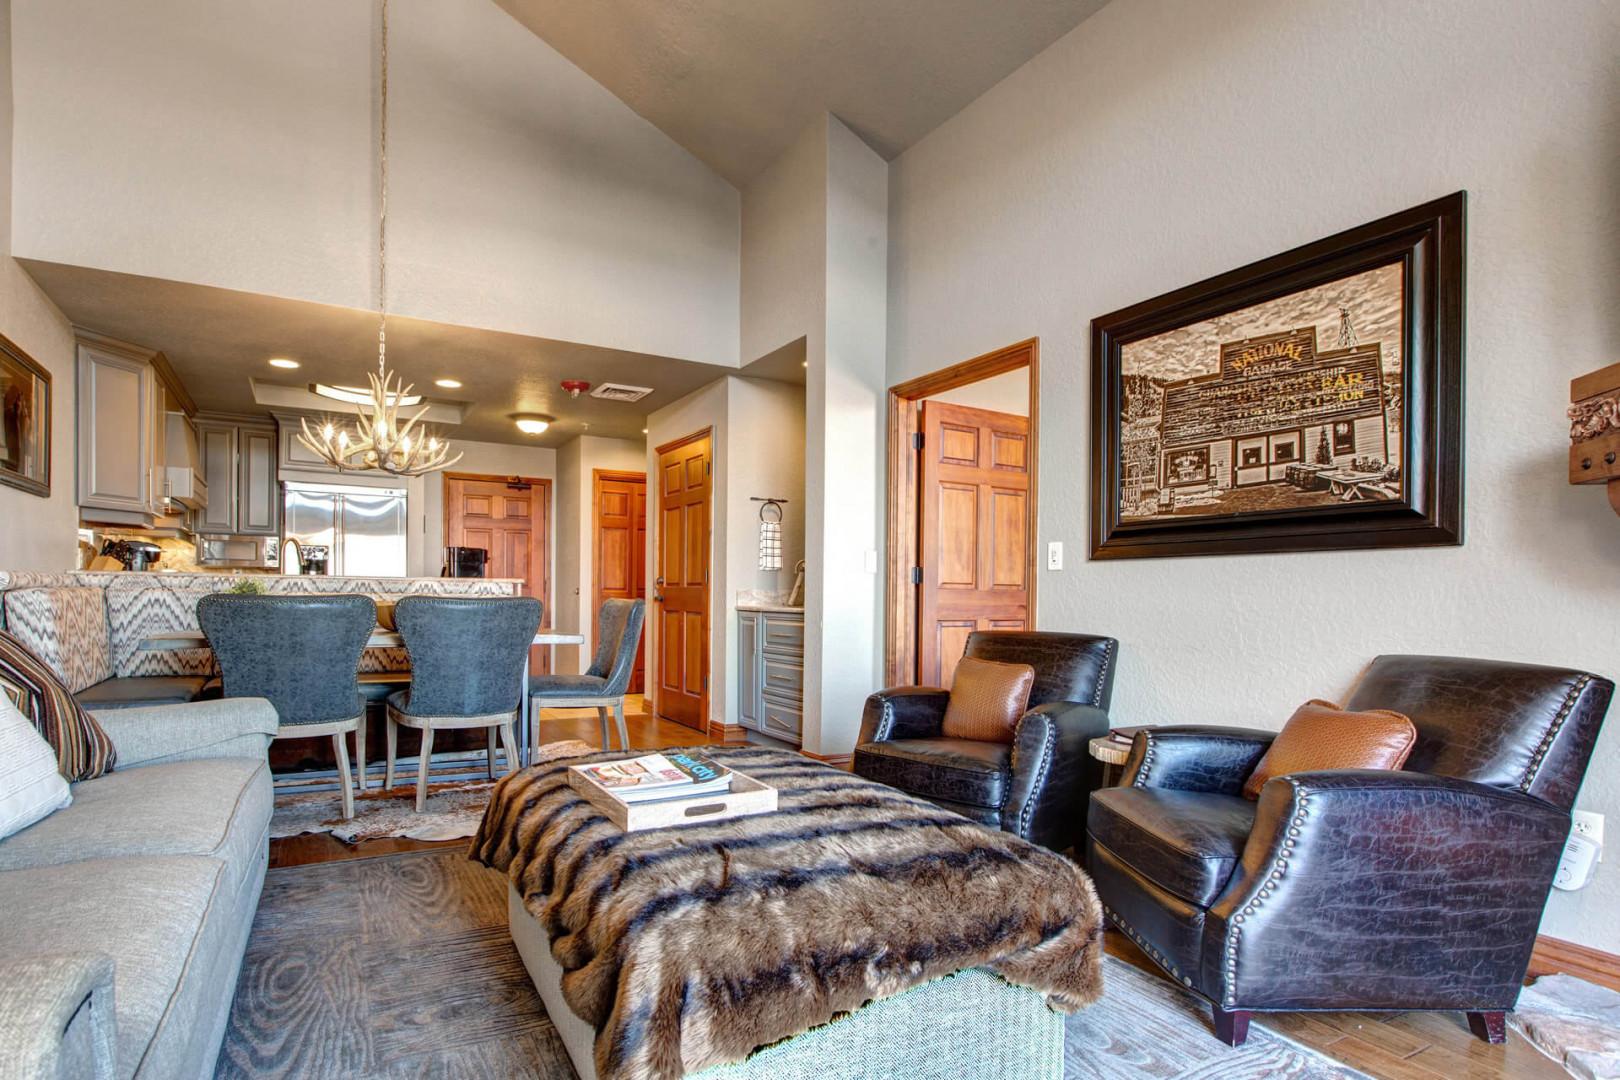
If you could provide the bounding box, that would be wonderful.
[513,414,553,435]
[434,377,462,389]
[268,358,301,370]
[294,0,458,478]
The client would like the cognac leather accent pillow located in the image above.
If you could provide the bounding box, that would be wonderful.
[1243,698,1417,800]
[941,657,1036,744]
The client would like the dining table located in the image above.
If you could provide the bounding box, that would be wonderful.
[139,627,586,767]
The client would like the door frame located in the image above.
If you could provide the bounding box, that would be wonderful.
[441,470,553,627]
[591,467,648,692]
[885,339,1040,687]
[650,428,713,731]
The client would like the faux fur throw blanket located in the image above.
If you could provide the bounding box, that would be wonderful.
[470,745,1104,1080]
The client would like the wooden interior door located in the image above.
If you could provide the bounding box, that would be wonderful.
[593,469,648,693]
[917,401,1030,688]
[654,433,710,730]
[445,473,551,674]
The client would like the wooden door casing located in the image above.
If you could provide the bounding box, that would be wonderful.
[653,432,711,731]
[593,469,648,694]
[444,473,551,674]
[917,401,1031,688]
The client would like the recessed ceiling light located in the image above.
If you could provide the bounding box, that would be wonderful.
[641,428,648,434]
[268,358,300,369]
[513,414,552,435]
[434,378,462,389]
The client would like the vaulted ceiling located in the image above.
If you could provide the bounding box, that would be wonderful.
[494,0,1111,186]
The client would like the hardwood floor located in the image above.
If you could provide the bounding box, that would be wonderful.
[1105,932,1565,1079]
[268,696,714,870]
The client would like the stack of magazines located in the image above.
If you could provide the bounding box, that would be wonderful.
[570,751,732,804]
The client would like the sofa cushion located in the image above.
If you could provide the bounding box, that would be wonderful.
[0,758,271,903]
[1,587,113,693]
[1087,788,1255,908]
[0,693,71,840]
[853,737,1011,808]
[74,676,213,711]
[0,855,228,1080]
[0,629,118,781]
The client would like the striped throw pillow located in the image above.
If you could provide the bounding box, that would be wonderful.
[0,629,117,781]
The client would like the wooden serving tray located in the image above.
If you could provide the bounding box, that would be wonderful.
[566,768,778,832]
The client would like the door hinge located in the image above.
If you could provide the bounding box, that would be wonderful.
[911,432,924,450]
[910,566,923,585]
[702,674,709,690]
[706,460,712,476]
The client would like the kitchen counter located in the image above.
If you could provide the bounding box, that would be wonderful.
[736,602,805,613]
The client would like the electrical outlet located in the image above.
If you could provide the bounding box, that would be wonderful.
[1047,541,1064,571]
[1573,810,1604,850]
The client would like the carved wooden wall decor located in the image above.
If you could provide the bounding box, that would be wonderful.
[1569,361,1620,515]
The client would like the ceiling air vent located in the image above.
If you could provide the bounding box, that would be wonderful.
[590,383,654,403]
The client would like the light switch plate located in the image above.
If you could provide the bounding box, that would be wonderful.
[1047,541,1063,570]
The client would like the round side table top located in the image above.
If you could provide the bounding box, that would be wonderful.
[1088,736,1133,766]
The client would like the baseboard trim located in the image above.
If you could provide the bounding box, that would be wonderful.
[707,721,749,744]
[799,749,853,768]
[1530,933,1620,992]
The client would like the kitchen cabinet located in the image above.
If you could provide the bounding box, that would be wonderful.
[195,418,278,535]
[76,333,193,526]
[238,427,279,535]
[196,423,238,532]
[737,607,804,744]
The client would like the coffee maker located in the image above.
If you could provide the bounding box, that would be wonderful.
[443,546,488,578]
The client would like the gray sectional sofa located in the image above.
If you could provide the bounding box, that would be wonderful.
[0,697,278,1080]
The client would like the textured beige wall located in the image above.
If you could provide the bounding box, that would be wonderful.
[0,0,76,571]
[889,0,1620,950]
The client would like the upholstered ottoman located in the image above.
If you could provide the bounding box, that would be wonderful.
[472,746,1102,1080]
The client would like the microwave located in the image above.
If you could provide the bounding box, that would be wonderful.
[196,535,281,569]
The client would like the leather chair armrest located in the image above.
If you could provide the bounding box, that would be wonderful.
[1121,726,1275,794]
[1002,701,1111,850]
[857,687,951,744]
[1200,770,1571,1012]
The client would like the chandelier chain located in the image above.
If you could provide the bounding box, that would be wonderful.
[378,0,389,376]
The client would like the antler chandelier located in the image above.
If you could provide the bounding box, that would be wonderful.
[297,0,460,477]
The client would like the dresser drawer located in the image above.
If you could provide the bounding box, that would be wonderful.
[762,657,803,697]
[761,614,803,653]
[759,692,803,741]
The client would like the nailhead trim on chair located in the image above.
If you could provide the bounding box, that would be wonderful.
[1220,779,1309,1008]
[1014,720,1058,838]
[1519,674,1589,794]
[1092,638,1115,708]
[1131,730,1157,788]
[1102,904,1194,987]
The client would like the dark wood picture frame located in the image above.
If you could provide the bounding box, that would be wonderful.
[1091,192,1465,559]
[0,331,51,498]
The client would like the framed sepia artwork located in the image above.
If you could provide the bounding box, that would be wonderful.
[1090,192,1464,559]
[0,332,51,498]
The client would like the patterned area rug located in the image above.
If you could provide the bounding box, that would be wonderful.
[269,741,599,845]
[219,848,1368,1079]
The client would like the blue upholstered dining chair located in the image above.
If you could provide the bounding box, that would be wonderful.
[197,593,376,820]
[529,598,646,750]
[385,596,542,811]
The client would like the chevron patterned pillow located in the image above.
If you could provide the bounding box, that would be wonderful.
[0,629,117,781]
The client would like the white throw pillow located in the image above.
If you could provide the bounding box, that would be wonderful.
[0,693,72,840]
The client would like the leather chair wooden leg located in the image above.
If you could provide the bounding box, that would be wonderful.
[332,732,355,821]
[1466,1011,1507,1044]
[416,726,435,813]
[1211,1006,1250,1047]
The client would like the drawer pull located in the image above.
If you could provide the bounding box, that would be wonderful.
[683,802,727,818]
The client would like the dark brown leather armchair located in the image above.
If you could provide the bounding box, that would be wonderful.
[1086,654,1612,1046]
[854,630,1117,852]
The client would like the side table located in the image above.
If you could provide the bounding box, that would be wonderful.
[1088,726,1151,788]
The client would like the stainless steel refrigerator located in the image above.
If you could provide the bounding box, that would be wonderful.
[282,481,409,577]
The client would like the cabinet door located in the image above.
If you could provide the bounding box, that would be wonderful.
[77,345,152,513]
[197,424,238,532]
[737,614,759,730]
[148,381,168,512]
[238,428,279,535]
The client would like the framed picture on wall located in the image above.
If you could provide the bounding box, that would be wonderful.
[0,332,50,498]
[1090,192,1464,559]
